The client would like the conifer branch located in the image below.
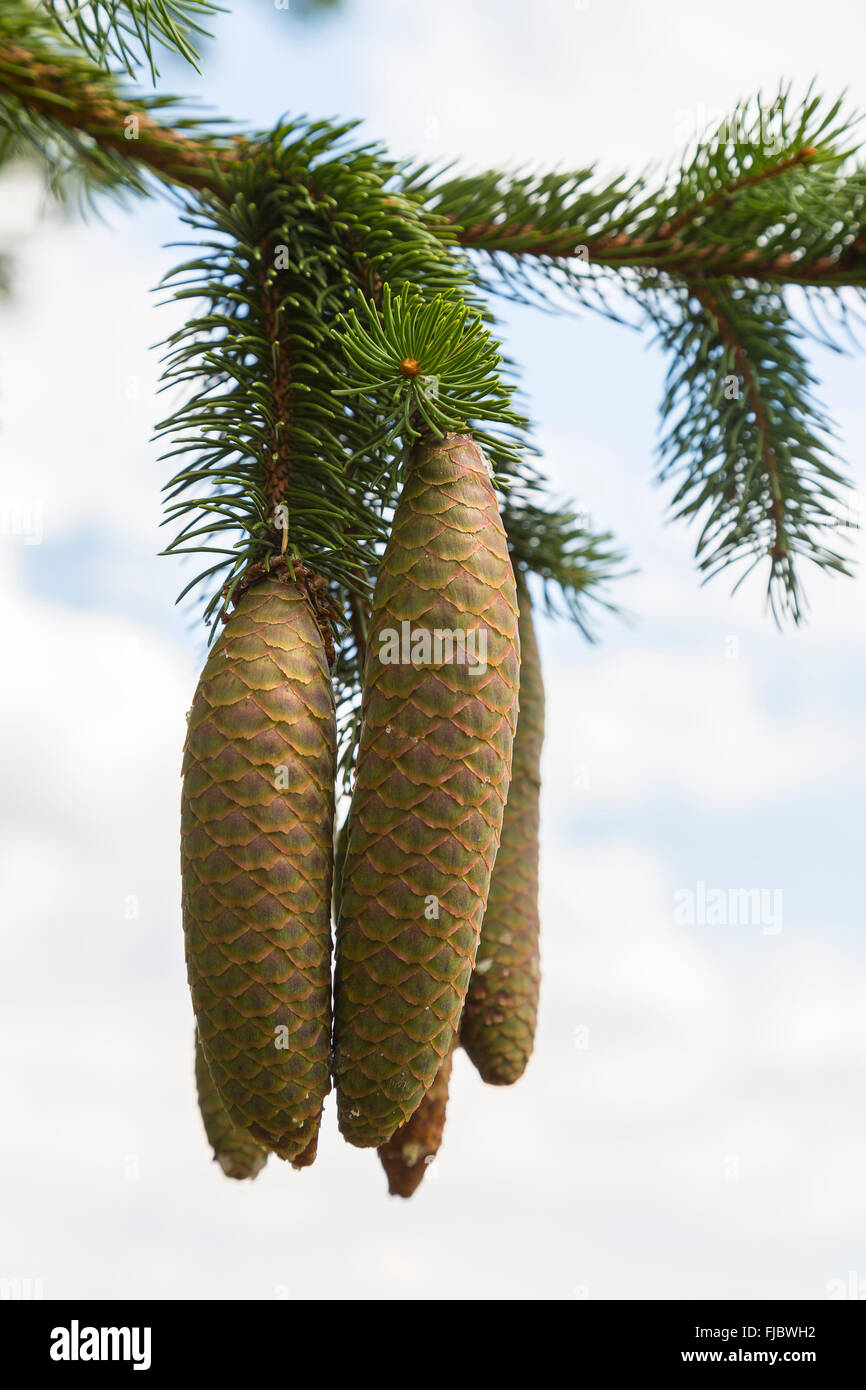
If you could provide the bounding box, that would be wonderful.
[5,46,866,286]
[0,6,238,200]
[41,1,222,82]
[1,26,856,624]
[446,195,866,288]
[690,281,788,564]
[427,88,866,289]
[649,277,851,621]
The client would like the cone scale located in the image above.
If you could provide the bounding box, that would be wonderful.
[182,577,335,1163]
[461,573,544,1083]
[334,432,520,1147]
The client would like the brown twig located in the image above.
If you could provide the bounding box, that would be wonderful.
[456,222,866,287]
[256,239,295,515]
[0,42,240,191]
[454,144,866,286]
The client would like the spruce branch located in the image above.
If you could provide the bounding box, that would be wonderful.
[649,277,852,621]
[0,4,239,200]
[1,25,854,625]
[7,47,866,288]
[5,47,866,287]
[426,87,866,290]
[40,1,223,82]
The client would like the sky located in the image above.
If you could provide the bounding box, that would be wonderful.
[1,0,865,1301]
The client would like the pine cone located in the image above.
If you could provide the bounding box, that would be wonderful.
[377,1046,454,1198]
[194,1030,267,1180]
[182,577,335,1162]
[334,433,519,1146]
[461,573,543,1083]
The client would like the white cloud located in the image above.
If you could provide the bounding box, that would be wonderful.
[540,640,865,811]
[0,200,183,551]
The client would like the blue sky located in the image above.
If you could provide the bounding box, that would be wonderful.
[1,0,865,1299]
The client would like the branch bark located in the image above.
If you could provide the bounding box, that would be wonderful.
[454,221,866,288]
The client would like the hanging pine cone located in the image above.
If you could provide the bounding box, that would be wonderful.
[194,1030,267,1180]
[182,576,335,1163]
[334,432,520,1147]
[377,1045,454,1198]
[461,572,544,1083]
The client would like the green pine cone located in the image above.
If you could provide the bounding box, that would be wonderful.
[461,572,544,1083]
[194,1030,267,1179]
[377,1045,454,1198]
[334,433,520,1147]
[182,576,336,1162]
